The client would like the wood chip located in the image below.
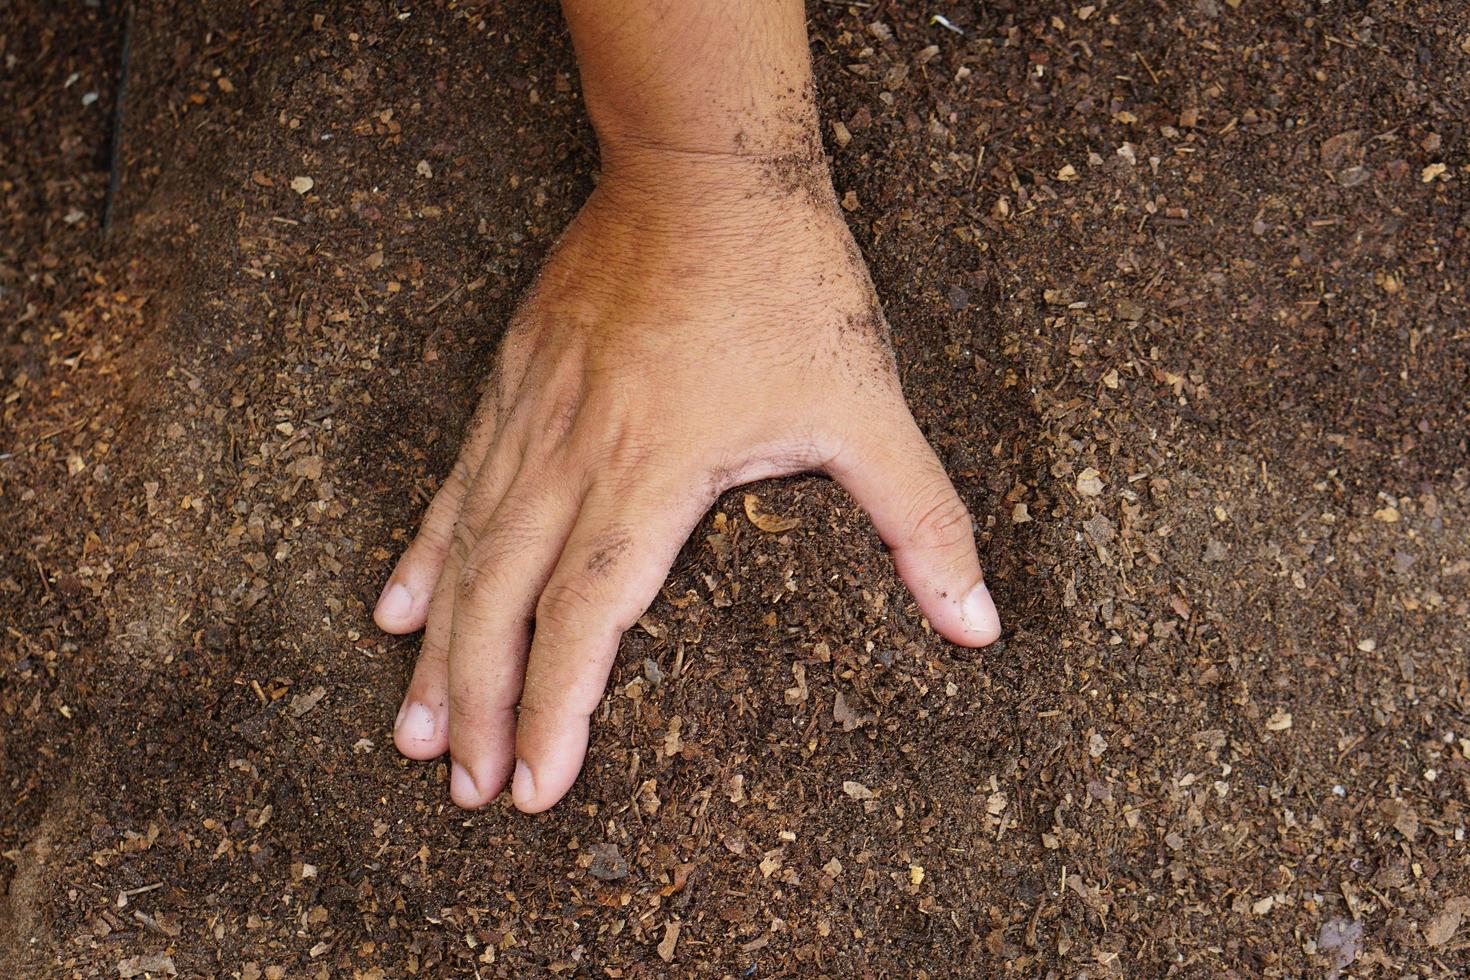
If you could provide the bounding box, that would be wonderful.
[1424,897,1470,947]
[118,953,176,978]
[657,920,681,962]
[586,842,628,881]
[289,685,326,717]
[743,494,800,533]
[1265,710,1293,732]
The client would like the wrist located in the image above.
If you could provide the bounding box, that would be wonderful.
[590,148,838,247]
[564,0,821,166]
[560,146,843,280]
[593,129,834,213]
[591,104,824,166]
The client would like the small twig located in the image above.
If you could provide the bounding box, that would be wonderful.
[424,282,464,314]
[120,882,164,897]
[1134,51,1161,86]
[116,881,163,908]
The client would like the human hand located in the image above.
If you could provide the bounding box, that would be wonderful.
[373,150,1001,813]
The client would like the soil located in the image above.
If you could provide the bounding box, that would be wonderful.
[3,1,1468,976]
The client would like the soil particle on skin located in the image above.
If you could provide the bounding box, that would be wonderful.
[3,1,1470,977]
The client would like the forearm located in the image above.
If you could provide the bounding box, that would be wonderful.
[561,0,820,167]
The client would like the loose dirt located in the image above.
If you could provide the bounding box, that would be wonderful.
[3,1,1468,976]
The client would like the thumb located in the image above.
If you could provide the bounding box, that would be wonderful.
[827,411,1001,647]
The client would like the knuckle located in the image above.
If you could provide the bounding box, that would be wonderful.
[445,456,475,492]
[519,670,602,722]
[535,578,598,631]
[412,635,449,674]
[455,545,508,607]
[515,673,563,716]
[906,490,974,553]
[446,683,492,722]
[454,563,484,606]
[582,527,632,578]
[414,518,451,551]
[447,520,477,568]
[540,386,584,446]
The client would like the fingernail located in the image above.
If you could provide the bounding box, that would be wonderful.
[512,759,535,807]
[376,582,413,622]
[450,760,478,803]
[395,701,436,742]
[961,581,1001,642]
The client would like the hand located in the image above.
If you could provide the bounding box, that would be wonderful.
[372,150,1001,813]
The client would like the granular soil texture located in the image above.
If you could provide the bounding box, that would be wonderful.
[3,1,1468,976]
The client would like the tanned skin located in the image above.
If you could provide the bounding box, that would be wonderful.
[373,1,1002,813]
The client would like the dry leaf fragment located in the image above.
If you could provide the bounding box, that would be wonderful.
[289,176,314,195]
[1319,130,1361,170]
[842,780,876,800]
[117,953,177,978]
[1075,468,1104,496]
[832,690,863,731]
[637,778,661,815]
[585,846,632,881]
[663,715,683,756]
[1067,875,1109,915]
[985,791,1008,815]
[743,494,800,533]
[1318,917,1363,978]
[1380,797,1420,840]
[290,685,326,717]
[1424,897,1470,947]
[783,663,808,705]
[294,455,324,481]
[657,920,681,962]
[1115,299,1145,321]
[1265,710,1293,732]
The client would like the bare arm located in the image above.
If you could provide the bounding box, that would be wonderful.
[563,0,818,159]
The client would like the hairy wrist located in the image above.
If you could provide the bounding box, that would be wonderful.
[594,132,835,216]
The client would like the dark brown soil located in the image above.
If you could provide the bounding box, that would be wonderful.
[4,1,1468,976]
